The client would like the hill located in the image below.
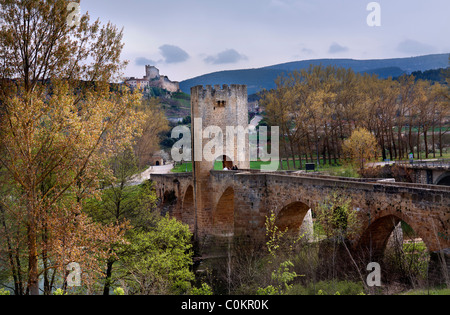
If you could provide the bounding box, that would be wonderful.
[179,53,450,95]
[405,68,449,83]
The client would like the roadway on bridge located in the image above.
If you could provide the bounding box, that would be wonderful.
[128,163,174,186]
[367,159,450,168]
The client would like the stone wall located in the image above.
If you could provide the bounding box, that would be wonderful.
[148,75,180,93]
[404,166,450,186]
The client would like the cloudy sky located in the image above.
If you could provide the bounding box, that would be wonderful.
[82,0,450,82]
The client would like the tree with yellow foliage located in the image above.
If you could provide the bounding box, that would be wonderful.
[0,0,144,295]
[342,128,379,170]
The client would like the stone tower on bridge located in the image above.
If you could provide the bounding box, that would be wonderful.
[190,85,250,241]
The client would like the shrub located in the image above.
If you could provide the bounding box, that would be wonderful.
[190,283,213,295]
[287,280,365,295]
[52,288,66,295]
[256,285,279,295]
[114,287,125,295]
[0,288,10,295]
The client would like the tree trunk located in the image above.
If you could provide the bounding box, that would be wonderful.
[439,119,443,157]
[296,144,303,169]
[432,123,436,158]
[103,259,115,295]
[416,125,421,160]
[28,225,39,295]
[0,206,21,294]
[408,118,414,158]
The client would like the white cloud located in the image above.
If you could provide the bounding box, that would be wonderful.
[159,45,190,64]
[135,57,156,66]
[204,49,248,65]
[329,43,349,54]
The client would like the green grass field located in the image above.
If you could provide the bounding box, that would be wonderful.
[171,159,360,178]
[401,287,450,295]
[170,149,449,176]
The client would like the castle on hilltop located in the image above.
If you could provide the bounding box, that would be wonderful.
[125,65,180,93]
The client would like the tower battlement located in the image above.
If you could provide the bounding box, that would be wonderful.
[191,84,247,104]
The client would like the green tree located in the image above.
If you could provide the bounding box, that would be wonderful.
[117,215,195,295]
[258,210,301,295]
[315,191,367,289]
[84,155,159,295]
[315,191,361,240]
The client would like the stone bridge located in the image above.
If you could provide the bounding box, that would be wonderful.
[151,170,450,261]
[395,159,450,186]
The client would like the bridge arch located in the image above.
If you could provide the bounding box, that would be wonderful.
[162,189,177,205]
[435,172,450,186]
[181,185,195,232]
[274,201,313,239]
[213,186,235,236]
[358,214,430,258]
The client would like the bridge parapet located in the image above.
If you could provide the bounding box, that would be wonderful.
[150,173,193,201]
[391,160,450,185]
[210,170,450,192]
[395,159,450,170]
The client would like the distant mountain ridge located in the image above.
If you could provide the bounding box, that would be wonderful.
[179,53,450,95]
